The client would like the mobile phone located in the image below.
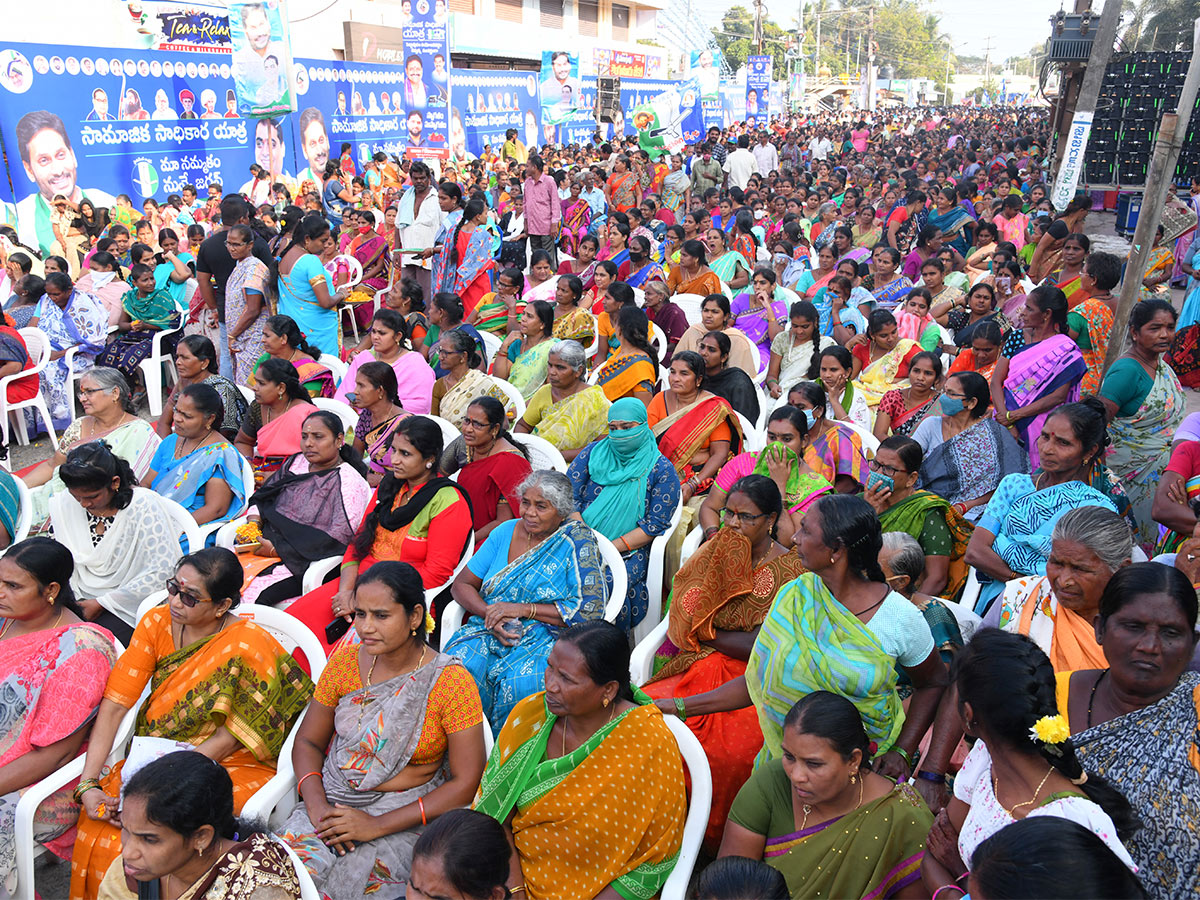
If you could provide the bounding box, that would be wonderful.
[325,616,351,645]
[866,470,895,494]
[345,392,357,406]
[997,275,1011,291]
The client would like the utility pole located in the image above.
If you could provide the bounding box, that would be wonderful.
[1103,18,1200,376]
[814,5,821,74]
[983,35,994,86]
[866,4,875,110]
[944,41,952,102]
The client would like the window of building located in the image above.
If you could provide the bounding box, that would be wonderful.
[495,0,523,24]
[611,2,629,40]
[578,0,599,35]
[449,0,474,12]
[540,0,564,27]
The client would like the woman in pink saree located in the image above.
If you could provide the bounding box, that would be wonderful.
[234,357,318,486]
[560,176,593,257]
[340,209,391,331]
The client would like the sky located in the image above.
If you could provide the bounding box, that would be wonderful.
[689,0,1079,65]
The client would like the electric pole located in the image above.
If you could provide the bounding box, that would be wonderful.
[866,4,875,110]
[814,5,821,74]
[983,35,994,86]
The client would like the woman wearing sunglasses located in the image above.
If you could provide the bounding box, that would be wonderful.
[70,547,314,899]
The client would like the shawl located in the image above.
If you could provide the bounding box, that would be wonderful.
[507,338,556,400]
[583,398,661,538]
[878,490,973,599]
[120,286,180,330]
[871,276,913,308]
[1003,334,1086,464]
[256,401,314,460]
[530,385,610,450]
[473,693,685,900]
[358,408,409,475]
[1075,298,1115,395]
[597,350,657,403]
[668,267,722,297]
[746,573,905,762]
[705,366,760,423]
[627,262,666,288]
[928,203,974,254]
[253,456,363,577]
[855,337,919,407]
[737,770,930,900]
[432,225,495,298]
[280,654,458,899]
[651,394,740,475]
[998,575,1107,671]
[917,417,1029,514]
[710,250,750,287]
[1068,671,1200,900]
[49,487,185,627]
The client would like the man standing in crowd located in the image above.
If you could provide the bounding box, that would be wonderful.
[690,143,724,196]
[394,160,441,298]
[523,154,560,267]
[752,130,779,175]
[723,134,758,191]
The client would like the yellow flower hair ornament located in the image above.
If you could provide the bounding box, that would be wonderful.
[425,611,436,634]
[1029,714,1071,753]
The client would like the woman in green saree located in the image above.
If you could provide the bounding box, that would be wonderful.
[720,691,933,899]
[705,227,751,293]
[94,262,181,387]
[865,435,972,600]
[492,300,556,401]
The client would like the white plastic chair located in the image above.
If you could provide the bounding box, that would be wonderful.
[138,323,185,417]
[423,414,462,451]
[158,495,204,558]
[12,637,135,900]
[277,837,322,900]
[735,411,763,453]
[636,499,684,645]
[660,716,712,900]
[312,396,360,439]
[479,329,502,367]
[8,475,32,547]
[318,353,348,385]
[237,383,255,404]
[776,285,802,309]
[333,255,367,342]
[192,454,255,549]
[515,433,568,473]
[673,293,705,325]
[630,615,668,686]
[679,524,703,568]
[832,418,880,457]
[440,528,627,645]
[2,328,58,451]
[487,375,527,422]
[647,320,665,356]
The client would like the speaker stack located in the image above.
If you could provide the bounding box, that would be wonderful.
[597,76,622,123]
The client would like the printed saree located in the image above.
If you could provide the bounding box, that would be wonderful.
[651,394,741,482]
[643,529,804,852]
[746,573,905,764]
[437,368,510,427]
[1106,361,1185,550]
[280,654,461,899]
[506,338,556,401]
[34,291,108,429]
[998,575,1107,671]
[0,625,116,881]
[356,408,411,477]
[444,520,608,731]
[1066,670,1200,900]
[149,437,247,550]
[1003,334,1086,468]
[596,350,657,402]
[94,287,181,381]
[1075,298,1115,395]
[431,226,495,315]
[560,199,592,256]
[870,275,913,308]
[928,204,974,255]
[551,306,596,347]
[854,337,919,408]
[252,401,313,486]
[474,692,686,900]
[70,606,312,898]
[917,417,1029,521]
[528,385,609,451]
[878,490,973,600]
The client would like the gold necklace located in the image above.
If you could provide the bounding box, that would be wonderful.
[992,765,1055,816]
[357,642,427,728]
[800,771,865,833]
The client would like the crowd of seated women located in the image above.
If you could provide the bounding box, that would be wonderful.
[6,137,1200,900]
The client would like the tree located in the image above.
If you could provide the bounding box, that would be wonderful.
[712,5,793,76]
[1123,0,1197,50]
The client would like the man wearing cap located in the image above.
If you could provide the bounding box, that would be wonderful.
[178,89,198,119]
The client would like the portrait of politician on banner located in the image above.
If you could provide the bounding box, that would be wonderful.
[230,0,295,117]
[540,50,580,127]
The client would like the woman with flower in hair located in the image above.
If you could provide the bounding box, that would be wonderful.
[921,629,1140,899]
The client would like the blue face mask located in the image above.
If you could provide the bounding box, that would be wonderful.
[802,408,817,429]
[940,394,965,416]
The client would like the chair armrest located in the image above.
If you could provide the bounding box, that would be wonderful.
[302,556,342,595]
[630,616,669,687]
[241,761,299,830]
[439,600,466,646]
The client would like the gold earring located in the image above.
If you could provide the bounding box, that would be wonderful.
[410,628,417,637]
[850,772,857,784]
[602,697,609,707]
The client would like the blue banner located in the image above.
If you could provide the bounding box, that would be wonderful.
[745,55,771,129]
[399,0,451,160]
[539,50,581,127]
[449,68,539,162]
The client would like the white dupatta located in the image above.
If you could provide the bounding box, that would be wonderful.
[50,487,183,626]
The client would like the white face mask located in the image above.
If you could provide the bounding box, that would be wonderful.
[89,270,116,289]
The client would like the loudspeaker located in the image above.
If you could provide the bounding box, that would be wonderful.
[597,76,622,123]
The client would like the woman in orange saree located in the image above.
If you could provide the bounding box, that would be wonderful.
[70,549,312,899]
[643,477,803,854]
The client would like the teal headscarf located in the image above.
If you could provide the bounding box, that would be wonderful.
[582,397,660,540]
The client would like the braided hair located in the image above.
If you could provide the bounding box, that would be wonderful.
[953,629,1140,841]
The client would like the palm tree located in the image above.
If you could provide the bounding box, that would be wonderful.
[1123,0,1197,51]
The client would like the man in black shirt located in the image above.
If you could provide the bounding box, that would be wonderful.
[195,196,274,378]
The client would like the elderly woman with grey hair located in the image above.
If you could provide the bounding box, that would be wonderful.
[990,504,1134,672]
[444,469,609,732]
[879,531,969,670]
[514,339,611,462]
[22,366,162,525]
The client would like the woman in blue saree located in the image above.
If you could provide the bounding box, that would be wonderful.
[277,216,342,359]
[625,235,666,289]
[431,198,495,317]
[29,271,109,430]
[142,382,247,549]
[927,186,974,256]
[444,471,609,733]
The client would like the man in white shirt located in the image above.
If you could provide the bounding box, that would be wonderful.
[751,131,779,175]
[808,130,833,163]
[723,134,760,191]
[393,160,442,298]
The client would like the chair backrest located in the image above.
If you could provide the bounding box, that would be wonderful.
[679,524,703,569]
[647,320,664,356]
[277,838,322,900]
[11,475,32,546]
[422,414,462,451]
[515,433,568,473]
[237,383,255,404]
[16,327,50,371]
[312,396,360,438]
[673,293,705,325]
[592,532,629,624]
[734,411,763,452]
[776,285,802,308]
[659,715,713,900]
[156,494,204,558]
[235,604,329,679]
[631,286,646,306]
[330,254,363,288]
[318,353,348,384]
[479,329,502,366]
[488,375,528,421]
